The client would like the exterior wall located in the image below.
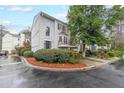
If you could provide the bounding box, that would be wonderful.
[112,20,124,36]
[31,14,43,52]
[18,31,31,47]
[56,21,69,48]
[42,16,55,49]
[31,15,56,52]
[54,20,59,48]
[31,13,70,52]
[112,20,124,47]
[18,33,25,47]
[2,33,18,53]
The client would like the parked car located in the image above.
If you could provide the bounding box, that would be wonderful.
[85,49,92,57]
[0,51,8,56]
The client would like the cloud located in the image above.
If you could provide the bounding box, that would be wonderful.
[2,20,11,25]
[10,6,33,12]
[0,20,29,34]
[52,12,68,22]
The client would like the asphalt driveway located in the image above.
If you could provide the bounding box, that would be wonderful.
[0,56,124,88]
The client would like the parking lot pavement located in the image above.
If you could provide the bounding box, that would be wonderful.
[0,56,124,88]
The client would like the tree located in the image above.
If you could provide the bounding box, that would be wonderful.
[105,5,124,49]
[23,40,31,48]
[67,5,107,57]
[67,5,124,57]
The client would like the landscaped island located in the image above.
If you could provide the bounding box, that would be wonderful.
[15,47,123,71]
[17,47,89,69]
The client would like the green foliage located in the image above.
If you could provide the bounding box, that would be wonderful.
[17,47,25,56]
[67,5,108,46]
[107,52,116,57]
[93,48,124,58]
[92,49,109,59]
[20,48,31,56]
[93,49,117,59]
[33,49,83,64]
[113,50,124,57]
[113,48,124,51]
[105,5,124,31]
[23,51,34,57]
[67,5,124,55]
[111,48,124,57]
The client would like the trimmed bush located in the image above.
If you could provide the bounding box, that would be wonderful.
[107,52,115,57]
[95,49,109,59]
[23,51,34,57]
[17,47,25,56]
[33,49,83,64]
[113,50,124,57]
[20,48,31,56]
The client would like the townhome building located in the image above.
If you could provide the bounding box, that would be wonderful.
[2,31,19,53]
[18,28,31,47]
[31,11,70,52]
[112,20,124,47]
[1,29,31,53]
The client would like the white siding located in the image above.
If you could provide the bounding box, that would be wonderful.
[2,34,18,53]
[31,15,56,52]
[18,33,25,46]
[31,13,69,52]
[42,16,55,49]
[31,14,43,52]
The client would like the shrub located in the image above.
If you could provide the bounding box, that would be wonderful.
[96,53,107,59]
[107,52,115,57]
[113,50,124,57]
[23,51,34,57]
[33,49,83,64]
[96,49,109,59]
[20,48,31,56]
[17,47,25,55]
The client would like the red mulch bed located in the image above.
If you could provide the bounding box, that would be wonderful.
[26,57,88,68]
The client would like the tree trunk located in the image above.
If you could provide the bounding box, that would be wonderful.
[79,43,86,57]
[79,43,83,53]
[82,44,86,57]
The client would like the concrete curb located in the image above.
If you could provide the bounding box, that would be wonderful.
[21,57,120,72]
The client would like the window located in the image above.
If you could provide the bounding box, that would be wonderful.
[65,37,68,44]
[44,41,51,49]
[62,26,65,31]
[64,36,66,44]
[46,27,50,36]
[58,23,61,30]
[59,36,62,42]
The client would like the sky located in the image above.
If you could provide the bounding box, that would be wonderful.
[0,5,69,34]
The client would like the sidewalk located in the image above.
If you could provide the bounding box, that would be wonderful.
[86,57,120,63]
[80,59,103,66]
[80,57,120,69]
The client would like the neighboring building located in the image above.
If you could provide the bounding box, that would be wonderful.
[112,20,124,47]
[31,11,70,52]
[2,31,19,53]
[1,28,31,53]
[18,28,31,47]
